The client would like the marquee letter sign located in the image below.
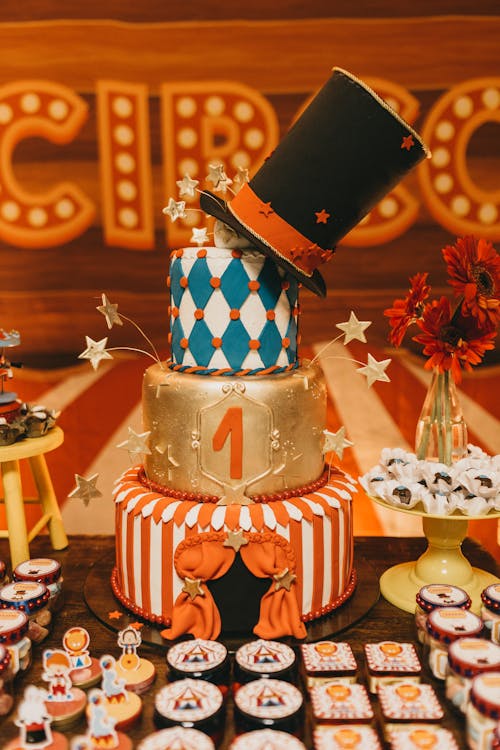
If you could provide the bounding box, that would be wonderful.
[0,80,95,248]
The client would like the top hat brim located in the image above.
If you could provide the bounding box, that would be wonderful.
[200,190,327,298]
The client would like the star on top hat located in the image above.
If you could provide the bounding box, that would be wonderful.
[200,67,430,297]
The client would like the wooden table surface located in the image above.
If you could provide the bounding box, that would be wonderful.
[0,534,498,748]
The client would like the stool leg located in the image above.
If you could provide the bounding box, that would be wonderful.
[1,459,30,567]
[29,454,69,551]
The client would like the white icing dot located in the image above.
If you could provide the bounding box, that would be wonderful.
[482,88,500,110]
[234,101,254,122]
[379,197,398,218]
[244,128,264,149]
[177,128,197,148]
[176,97,197,118]
[113,124,134,147]
[112,96,133,118]
[451,195,471,217]
[21,93,41,114]
[115,152,136,174]
[1,201,20,221]
[55,199,75,219]
[204,96,225,116]
[118,207,138,228]
[0,104,13,125]
[478,202,498,224]
[117,180,137,202]
[231,151,251,169]
[436,121,455,141]
[48,99,68,121]
[454,96,474,119]
[432,147,450,168]
[385,97,399,113]
[28,207,48,227]
[179,158,198,175]
[434,173,453,193]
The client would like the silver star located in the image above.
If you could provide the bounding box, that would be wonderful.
[214,177,232,195]
[162,198,186,222]
[206,163,232,193]
[323,426,354,459]
[336,311,372,344]
[357,354,391,387]
[190,227,210,246]
[176,173,199,197]
[233,166,250,192]
[117,427,152,456]
[78,336,113,370]
[96,293,123,330]
[68,473,102,507]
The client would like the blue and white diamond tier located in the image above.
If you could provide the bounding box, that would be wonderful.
[168,247,299,371]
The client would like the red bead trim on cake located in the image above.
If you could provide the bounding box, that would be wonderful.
[137,466,331,504]
[167,359,300,377]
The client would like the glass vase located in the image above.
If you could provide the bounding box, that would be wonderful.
[415,369,468,465]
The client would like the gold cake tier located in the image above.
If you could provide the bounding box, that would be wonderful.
[143,362,327,498]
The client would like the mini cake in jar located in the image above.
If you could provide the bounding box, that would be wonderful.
[415,584,471,644]
[0,609,31,674]
[446,638,500,713]
[363,642,421,693]
[481,584,500,645]
[166,639,229,696]
[300,641,357,687]
[0,581,51,643]
[234,639,297,689]
[154,678,225,743]
[13,558,63,612]
[466,672,500,750]
[425,607,484,680]
[233,678,303,736]
[0,645,14,715]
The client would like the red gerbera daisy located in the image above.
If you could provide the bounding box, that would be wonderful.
[442,236,500,326]
[384,272,430,346]
[413,297,497,383]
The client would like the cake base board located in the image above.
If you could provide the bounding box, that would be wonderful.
[84,552,379,649]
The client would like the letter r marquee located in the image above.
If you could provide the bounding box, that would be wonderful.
[0,81,95,248]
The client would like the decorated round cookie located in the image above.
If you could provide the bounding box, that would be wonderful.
[138,727,215,750]
[166,639,229,690]
[154,678,224,736]
[235,640,296,685]
[234,678,303,734]
[45,686,87,729]
[230,729,307,749]
[63,627,102,688]
[114,654,156,694]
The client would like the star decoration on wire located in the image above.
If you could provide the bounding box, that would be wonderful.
[182,577,204,600]
[162,198,187,222]
[117,427,152,456]
[96,293,123,330]
[273,568,296,592]
[323,426,354,460]
[78,337,113,370]
[176,173,199,197]
[190,227,210,246]
[68,473,103,506]
[223,529,249,553]
[233,166,250,192]
[315,208,330,224]
[206,163,232,193]
[357,353,392,387]
[336,311,372,344]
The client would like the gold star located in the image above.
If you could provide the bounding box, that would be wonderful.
[357,353,391,387]
[96,293,123,330]
[206,163,232,193]
[190,227,210,246]
[108,610,122,620]
[223,530,249,552]
[182,577,205,601]
[68,473,102,506]
[78,336,113,370]
[162,198,186,222]
[273,568,296,592]
[323,426,354,460]
[401,134,415,151]
[218,484,252,506]
[117,427,152,456]
[315,208,330,224]
[336,311,372,344]
[233,166,250,192]
[176,173,199,197]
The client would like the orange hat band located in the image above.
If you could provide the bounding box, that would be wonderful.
[228,184,333,277]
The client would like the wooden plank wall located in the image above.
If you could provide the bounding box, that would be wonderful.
[0,1,499,365]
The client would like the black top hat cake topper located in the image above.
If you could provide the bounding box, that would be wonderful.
[200,67,430,297]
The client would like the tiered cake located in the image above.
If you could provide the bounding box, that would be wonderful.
[112,246,356,640]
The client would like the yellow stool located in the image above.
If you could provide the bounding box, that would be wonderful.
[0,426,68,568]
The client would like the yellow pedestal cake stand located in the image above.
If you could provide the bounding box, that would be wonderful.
[370,495,500,614]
